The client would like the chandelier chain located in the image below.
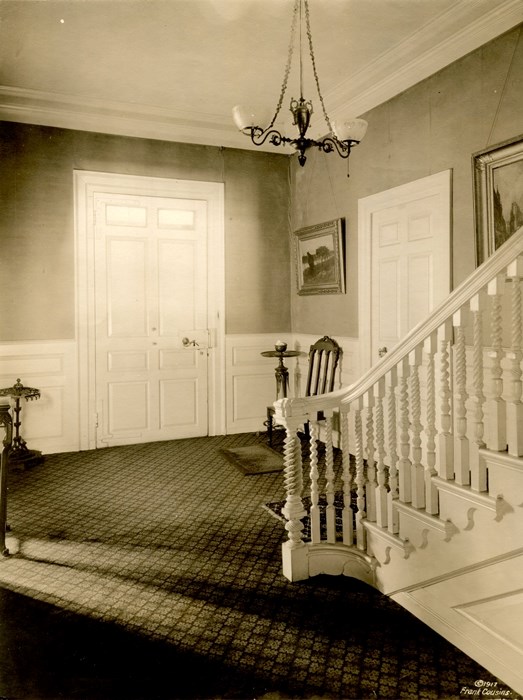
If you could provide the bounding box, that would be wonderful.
[234,0,366,174]
[269,0,300,129]
[304,0,334,135]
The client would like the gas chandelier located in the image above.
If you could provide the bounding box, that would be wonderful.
[232,0,367,174]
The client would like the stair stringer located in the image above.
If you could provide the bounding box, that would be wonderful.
[364,470,523,595]
[390,549,523,696]
[481,448,523,504]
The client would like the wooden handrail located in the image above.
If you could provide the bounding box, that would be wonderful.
[275,226,523,421]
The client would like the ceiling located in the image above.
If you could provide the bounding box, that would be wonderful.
[0,0,521,152]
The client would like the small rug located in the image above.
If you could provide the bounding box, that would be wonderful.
[220,444,283,475]
[263,491,355,541]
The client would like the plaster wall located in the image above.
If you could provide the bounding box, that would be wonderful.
[0,124,291,340]
[289,25,523,338]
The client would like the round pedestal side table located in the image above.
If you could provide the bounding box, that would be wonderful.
[261,350,301,400]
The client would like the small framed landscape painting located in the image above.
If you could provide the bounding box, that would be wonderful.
[473,134,523,265]
[294,218,345,295]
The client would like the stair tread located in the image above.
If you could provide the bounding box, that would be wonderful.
[432,477,496,510]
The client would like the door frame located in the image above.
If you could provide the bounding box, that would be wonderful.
[74,170,225,450]
[358,170,452,373]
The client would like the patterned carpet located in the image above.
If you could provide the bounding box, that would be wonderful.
[263,492,348,542]
[0,432,513,700]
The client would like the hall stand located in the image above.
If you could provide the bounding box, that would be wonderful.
[0,379,42,468]
[0,404,13,556]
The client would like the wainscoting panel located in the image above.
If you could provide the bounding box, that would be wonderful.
[225,334,360,436]
[232,374,274,423]
[0,336,360,449]
[0,341,79,454]
[226,335,279,434]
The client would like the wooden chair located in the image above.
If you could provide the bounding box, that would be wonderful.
[266,335,342,447]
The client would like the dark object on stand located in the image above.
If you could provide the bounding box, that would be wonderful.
[261,347,301,401]
[0,379,43,469]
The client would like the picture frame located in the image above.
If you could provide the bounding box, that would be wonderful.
[473,134,523,266]
[294,218,345,295]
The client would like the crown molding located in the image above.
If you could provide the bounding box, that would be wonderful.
[0,86,259,150]
[328,0,523,120]
[0,0,521,148]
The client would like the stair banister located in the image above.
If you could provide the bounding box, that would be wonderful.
[272,226,523,695]
[274,226,523,425]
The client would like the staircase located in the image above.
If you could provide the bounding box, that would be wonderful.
[273,227,523,695]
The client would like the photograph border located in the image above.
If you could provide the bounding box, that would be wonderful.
[294,218,345,296]
[473,133,523,266]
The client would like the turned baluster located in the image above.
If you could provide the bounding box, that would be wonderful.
[374,378,388,527]
[506,257,523,457]
[469,293,487,491]
[386,367,399,533]
[324,411,337,543]
[438,320,454,479]
[397,357,412,504]
[340,404,354,545]
[354,398,367,550]
[453,308,470,485]
[364,391,377,522]
[308,419,321,543]
[281,419,307,549]
[409,346,425,509]
[486,273,507,451]
[424,333,439,514]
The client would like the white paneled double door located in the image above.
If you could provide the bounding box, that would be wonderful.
[93,192,210,446]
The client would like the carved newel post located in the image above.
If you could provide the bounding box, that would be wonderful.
[274,398,310,582]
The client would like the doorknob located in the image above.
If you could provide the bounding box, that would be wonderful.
[378,346,388,357]
[182,337,199,347]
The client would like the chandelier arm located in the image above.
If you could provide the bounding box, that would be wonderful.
[304,0,334,134]
[268,0,300,129]
[247,127,292,148]
[317,136,353,159]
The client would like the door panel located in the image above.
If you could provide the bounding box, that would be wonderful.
[108,381,149,433]
[378,257,400,344]
[407,252,432,328]
[107,238,148,337]
[94,193,209,446]
[160,378,197,427]
[368,176,451,364]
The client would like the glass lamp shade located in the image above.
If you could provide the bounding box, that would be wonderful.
[232,105,271,132]
[331,118,368,143]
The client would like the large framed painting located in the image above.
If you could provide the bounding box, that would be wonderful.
[294,218,345,295]
[473,134,523,265]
